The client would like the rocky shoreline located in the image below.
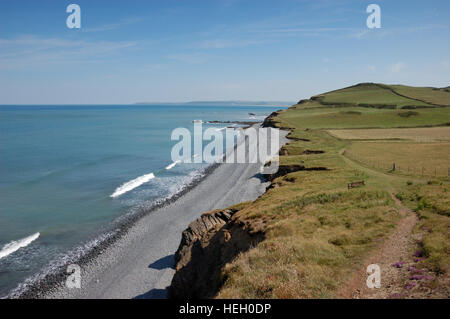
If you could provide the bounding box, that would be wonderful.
[168,113,293,299]
[6,163,220,299]
[6,114,288,299]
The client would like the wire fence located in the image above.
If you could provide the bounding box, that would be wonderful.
[343,150,450,179]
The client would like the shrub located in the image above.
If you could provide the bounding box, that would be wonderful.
[340,111,362,115]
[398,111,419,117]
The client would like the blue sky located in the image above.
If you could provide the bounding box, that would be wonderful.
[0,0,449,104]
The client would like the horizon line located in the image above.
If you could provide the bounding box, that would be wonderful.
[0,101,296,106]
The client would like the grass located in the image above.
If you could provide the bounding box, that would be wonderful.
[211,83,449,299]
[388,85,450,107]
[396,183,450,273]
[292,83,450,109]
[345,142,450,177]
[317,83,434,108]
[218,191,400,298]
[327,127,450,142]
[216,121,408,298]
[278,106,450,130]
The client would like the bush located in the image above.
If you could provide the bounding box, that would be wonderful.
[398,111,419,117]
[358,103,397,109]
[340,111,362,115]
[401,105,436,109]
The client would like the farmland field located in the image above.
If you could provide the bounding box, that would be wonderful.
[212,83,450,299]
[327,127,450,142]
[278,106,450,130]
[345,141,450,177]
[389,85,450,106]
[318,83,434,108]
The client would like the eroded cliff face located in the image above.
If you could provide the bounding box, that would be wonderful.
[168,166,330,298]
[168,118,299,299]
[262,111,280,128]
[168,209,265,299]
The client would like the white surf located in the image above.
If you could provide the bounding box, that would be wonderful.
[110,173,155,198]
[165,160,181,170]
[0,232,40,260]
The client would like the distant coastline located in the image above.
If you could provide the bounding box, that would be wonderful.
[134,101,295,107]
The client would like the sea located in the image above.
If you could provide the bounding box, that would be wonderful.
[0,104,284,297]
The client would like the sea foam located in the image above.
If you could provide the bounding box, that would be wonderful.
[165,160,181,170]
[0,233,40,260]
[110,173,155,198]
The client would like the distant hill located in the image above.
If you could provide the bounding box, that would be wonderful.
[295,83,450,109]
[134,101,295,107]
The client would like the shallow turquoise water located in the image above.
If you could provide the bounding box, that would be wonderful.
[0,104,283,296]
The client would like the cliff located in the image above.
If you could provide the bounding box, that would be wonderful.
[168,208,265,299]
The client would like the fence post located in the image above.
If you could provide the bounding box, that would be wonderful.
[393,162,396,172]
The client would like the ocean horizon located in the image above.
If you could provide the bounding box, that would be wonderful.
[0,104,283,297]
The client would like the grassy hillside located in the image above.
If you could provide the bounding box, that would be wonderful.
[298,83,450,109]
[280,106,450,129]
[388,85,450,107]
[214,83,450,298]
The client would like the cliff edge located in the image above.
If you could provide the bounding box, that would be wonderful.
[168,208,266,299]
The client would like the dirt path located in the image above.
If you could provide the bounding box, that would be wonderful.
[339,194,419,298]
[338,149,448,299]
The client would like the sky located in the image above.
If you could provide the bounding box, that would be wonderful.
[0,0,449,104]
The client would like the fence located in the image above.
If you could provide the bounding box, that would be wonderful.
[343,150,450,179]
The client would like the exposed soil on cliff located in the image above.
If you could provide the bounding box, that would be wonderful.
[267,165,328,181]
[168,208,266,299]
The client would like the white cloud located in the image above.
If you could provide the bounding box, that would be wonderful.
[350,29,369,39]
[0,35,137,69]
[389,62,406,73]
[198,39,265,49]
[166,53,208,64]
[367,65,376,72]
[259,27,353,33]
[82,17,143,33]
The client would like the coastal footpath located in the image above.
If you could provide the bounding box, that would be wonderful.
[168,83,450,299]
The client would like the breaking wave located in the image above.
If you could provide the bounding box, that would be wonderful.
[110,173,155,198]
[0,233,40,260]
[165,160,181,170]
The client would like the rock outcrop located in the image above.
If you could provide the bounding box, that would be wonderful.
[168,209,265,299]
[262,111,280,128]
[302,150,325,155]
[266,164,328,181]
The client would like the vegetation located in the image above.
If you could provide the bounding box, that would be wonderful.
[284,106,450,129]
[327,127,450,142]
[398,111,419,118]
[294,83,450,110]
[396,183,450,273]
[214,83,450,298]
[345,142,450,177]
[388,85,450,107]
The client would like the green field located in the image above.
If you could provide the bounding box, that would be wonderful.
[279,106,450,130]
[214,83,450,299]
[388,85,450,106]
[345,142,450,177]
[327,127,450,142]
[295,83,450,109]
